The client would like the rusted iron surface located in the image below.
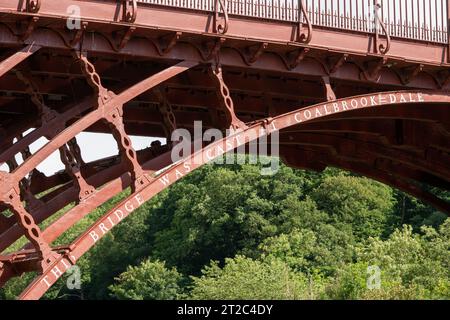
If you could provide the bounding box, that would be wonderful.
[139,0,448,44]
[0,0,449,300]
[0,45,41,79]
[10,89,450,300]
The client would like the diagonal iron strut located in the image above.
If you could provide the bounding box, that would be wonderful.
[0,57,198,286]
[12,89,450,300]
[0,44,41,79]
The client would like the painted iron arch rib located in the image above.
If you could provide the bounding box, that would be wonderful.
[18,89,450,299]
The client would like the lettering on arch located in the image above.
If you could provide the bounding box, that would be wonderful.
[292,92,426,124]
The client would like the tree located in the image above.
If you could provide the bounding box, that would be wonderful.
[109,259,183,300]
[190,255,312,300]
[149,163,308,274]
[324,220,450,300]
[394,190,448,231]
[310,175,395,239]
[2,161,448,301]
[260,226,354,276]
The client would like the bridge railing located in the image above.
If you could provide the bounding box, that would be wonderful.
[139,0,449,44]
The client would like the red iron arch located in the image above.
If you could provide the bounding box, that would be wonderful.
[12,89,450,299]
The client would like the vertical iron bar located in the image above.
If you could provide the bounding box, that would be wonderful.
[401,0,404,37]
[412,0,415,39]
[417,0,420,40]
[344,0,346,29]
[406,0,409,38]
[394,0,397,37]
[331,0,334,27]
[318,0,320,25]
[423,0,426,40]
[435,0,438,41]
[447,0,450,60]
[429,0,431,41]
[442,0,445,42]
[387,0,390,36]
[338,0,340,28]
[350,0,354,30]
[374,0,379,52]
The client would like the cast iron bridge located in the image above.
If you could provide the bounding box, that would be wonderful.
[0,0,449,299]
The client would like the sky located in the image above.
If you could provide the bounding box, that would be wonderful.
[0,130,165,176]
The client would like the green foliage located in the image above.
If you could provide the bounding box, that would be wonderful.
[323,221,450,300]
[355,223,450,299]
[310,175,395,239]
[323,262,370,300]
[149,164,308,274]
[2,161,448,300]
[84,196,157,299]
[109,260,183,300]
[394,190,448,230]
[190,256,311,300]
[260,227,354,275]
[0,272,37,300]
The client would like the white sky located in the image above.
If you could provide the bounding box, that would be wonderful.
[0,130,165,176]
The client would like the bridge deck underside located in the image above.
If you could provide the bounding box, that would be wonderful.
[0,46,449,242]
[0,49,449,190]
